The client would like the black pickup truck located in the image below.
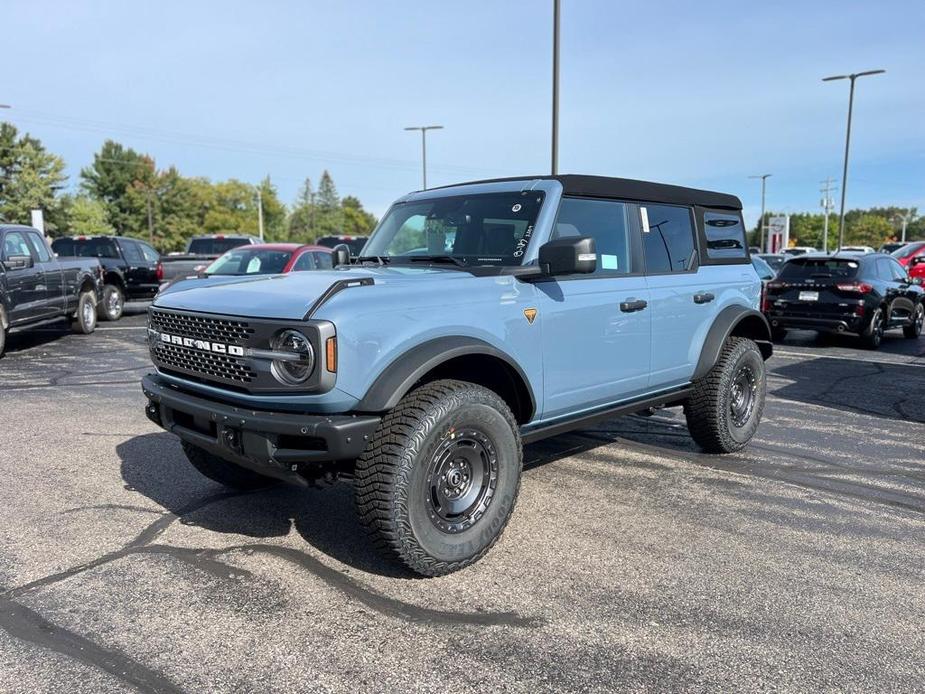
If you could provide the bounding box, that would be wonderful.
[51,235,161,321]
[1,225,102,358]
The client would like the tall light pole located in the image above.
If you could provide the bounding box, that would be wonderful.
[551,0,560,175]
[893,209,912,243]
[749,174,771,252]
[255,187,264,241]
[820,177,837,253]
[404,125,443,190]
[822,69,885,251]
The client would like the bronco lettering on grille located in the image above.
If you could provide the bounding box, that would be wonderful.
[159,332,245,356]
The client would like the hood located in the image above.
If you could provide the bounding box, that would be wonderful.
[152,266,460,319]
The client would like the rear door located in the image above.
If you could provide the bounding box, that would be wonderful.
[535,197,651,419]
[25,229,65,317]
[1,230,45,323]
[135,240,162,298]
[641,203,719,388]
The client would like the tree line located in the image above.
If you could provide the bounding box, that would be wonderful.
[0,122,377,252]
[750,207,922,250]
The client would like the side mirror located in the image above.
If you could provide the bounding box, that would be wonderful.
[331,243,351,267]
[538,236,597,276]
[2,255,33,271]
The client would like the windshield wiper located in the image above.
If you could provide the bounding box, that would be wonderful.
[405,255,468,268]
[355,255,391,265]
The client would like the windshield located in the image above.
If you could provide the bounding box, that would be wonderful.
[52,237,120,259]
[778,258,859,280]
[363,191,545,266]
[205,248,292,276]
[892,242,925,259]
[189,237,251,255]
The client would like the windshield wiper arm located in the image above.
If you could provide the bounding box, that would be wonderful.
[405,255,468,268]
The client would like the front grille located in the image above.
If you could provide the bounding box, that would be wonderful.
[149,309,254,345]
[152,341,256,383]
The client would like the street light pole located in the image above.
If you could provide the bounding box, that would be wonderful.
[551,0,560,175]
[894,210,912,243]
[256,188,264,241]
[749,174,771,252]
[822,69,885,251]
[404,125,443,190]
[820,177,837,253]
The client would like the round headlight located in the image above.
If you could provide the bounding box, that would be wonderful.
[270,330,315,385]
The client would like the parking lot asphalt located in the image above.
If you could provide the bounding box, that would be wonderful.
[1,310,923,693]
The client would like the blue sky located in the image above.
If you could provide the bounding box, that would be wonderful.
[2,0,922,228]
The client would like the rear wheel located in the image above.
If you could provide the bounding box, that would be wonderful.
[0,306,7,358]
[355,380,522,576]
[903,302,924,339]
[72,290,97,335]
[99,283,124,321]
[685,337,767,453]
[861,308,885,349]
[181,441,276,490]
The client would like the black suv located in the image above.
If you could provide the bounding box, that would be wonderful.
[51,236,161,321]
[764,253,925,348]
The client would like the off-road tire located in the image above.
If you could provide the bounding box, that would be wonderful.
[355,379,522,577]
[685,337,766,454]
[903,301,924,339]
[860,307,884,350]
[100,283,124,321]
[181,441,275,490]
[72,290,98,335]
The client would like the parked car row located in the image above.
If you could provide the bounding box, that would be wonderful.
[1,228,337,358]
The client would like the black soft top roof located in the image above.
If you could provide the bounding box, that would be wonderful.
[439,174,742,211]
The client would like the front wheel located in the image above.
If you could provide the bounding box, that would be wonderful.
[99,283,124,321]
[72,290,97,335]
[903,302,924,339]
[355,380,523,577]
[685,337,767,453]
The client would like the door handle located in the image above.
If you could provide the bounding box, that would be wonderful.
[620,299,648,313]
[693,292,715,304]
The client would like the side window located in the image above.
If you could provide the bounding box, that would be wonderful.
[26,232,52,262]
[888,259,908,282]
[2,231,35,260]
[120,240,143,263]
[552,198,633,275]
[314,252,333,269]
[138,242,160,262]
[291,252,315,272]
[641,204,696,273]
[702,212,747,260]
[875,259,893,281]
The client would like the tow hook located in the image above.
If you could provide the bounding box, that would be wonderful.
[222,427,243,453]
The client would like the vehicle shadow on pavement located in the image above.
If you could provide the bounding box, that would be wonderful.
[117,432,415,578]
[769,356,925,424]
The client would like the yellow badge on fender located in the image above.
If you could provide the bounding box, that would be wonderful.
[523,308,537,325]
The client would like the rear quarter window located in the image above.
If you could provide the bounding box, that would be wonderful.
[703,212,747,260]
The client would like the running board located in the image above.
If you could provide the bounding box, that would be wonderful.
[520,387,692,444]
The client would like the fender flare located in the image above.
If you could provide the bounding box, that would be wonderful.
[692,306,772,381]
[356,336,536,418]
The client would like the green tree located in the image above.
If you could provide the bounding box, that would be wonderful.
[257,176,286,241]
[287,177,315,241]
[845,214,893,247]
[0,122,67,231]
[67,196,115,236]
[341,195,377,236]
[80,140,154,234]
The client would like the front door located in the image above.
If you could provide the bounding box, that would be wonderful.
[2,230,46,324]
[536,197,651,421]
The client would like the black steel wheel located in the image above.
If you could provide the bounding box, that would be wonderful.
[685,337,767,453]
[355,379,522,577]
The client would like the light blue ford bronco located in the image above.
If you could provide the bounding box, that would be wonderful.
[142,175,772,575]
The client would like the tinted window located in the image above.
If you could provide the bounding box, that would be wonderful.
[779,258,859,280]
[892,242,925,260]
[291,252,315,271]
[26,232,51,262]
[750,256,775,280]
[3,231,34,259]
[138,242,160,262]
[703,212,747,259]
[188,237,253,255]
[888,259,908,281]
[121,240,143,263]
[641,204,695,273]
[552,198,633,274]
[56,237,120,259]
[313,251,333,269]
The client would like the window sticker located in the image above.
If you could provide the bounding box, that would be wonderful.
[601,254,619,270]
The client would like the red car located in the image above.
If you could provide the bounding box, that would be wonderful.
[202,243,333,276]
[893,241,925,267]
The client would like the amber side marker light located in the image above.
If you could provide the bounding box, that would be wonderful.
[326,337,337,373]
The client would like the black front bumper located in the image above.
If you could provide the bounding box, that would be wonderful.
[142,373,380,485]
